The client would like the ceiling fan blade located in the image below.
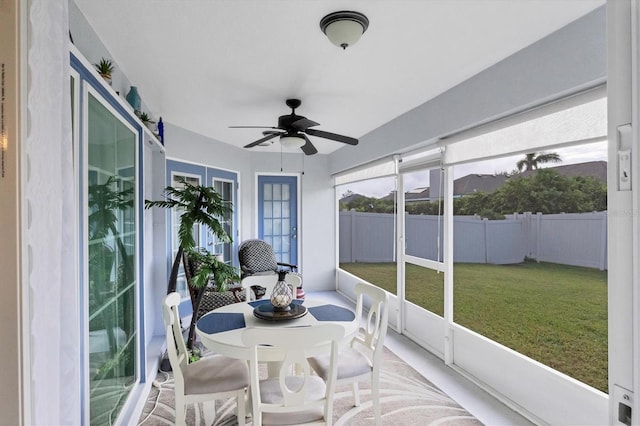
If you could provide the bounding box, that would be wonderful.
[291,118,320,131]
[244,132,282,148]
[301,135,318,155]
[305,128,358,145]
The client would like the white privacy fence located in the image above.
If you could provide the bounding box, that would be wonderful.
[339,210,607,270]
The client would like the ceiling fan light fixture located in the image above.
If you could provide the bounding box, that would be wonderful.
[280,134,306,150]
[320,11,369,50]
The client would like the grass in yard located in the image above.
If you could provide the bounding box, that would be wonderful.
[339,260,608,393]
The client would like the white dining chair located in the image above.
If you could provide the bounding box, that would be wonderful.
[308,282,390,426]
[242,324,344,426]
[163,292,249,426]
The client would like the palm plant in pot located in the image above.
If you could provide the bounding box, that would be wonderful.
[144,177,239,350]
[183,248,239,349]
[137,111,156,131]
[94,57,114,85]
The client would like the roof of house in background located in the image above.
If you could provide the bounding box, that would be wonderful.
[339,192,369,204]
[520,160,606,182]
[454,174,510,196]
[341,160,607,203]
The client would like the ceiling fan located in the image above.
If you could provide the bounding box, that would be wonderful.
[230,99,358,155]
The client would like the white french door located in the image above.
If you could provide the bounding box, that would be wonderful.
[166,160,239,314]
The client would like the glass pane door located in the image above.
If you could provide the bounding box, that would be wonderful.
[211,178,234,262]
[165,161,239,303]
[170,172,202,300]
[86,90,137,425]
[258,176,298,265]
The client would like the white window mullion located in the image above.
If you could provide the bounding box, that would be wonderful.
[396,172,405,332]
[607,1,638,424]
[632,1,640,423]
[443,166,454,365]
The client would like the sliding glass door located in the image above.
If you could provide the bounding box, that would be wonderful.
[85,87,138,424]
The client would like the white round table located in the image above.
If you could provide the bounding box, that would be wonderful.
[195,299,359,362]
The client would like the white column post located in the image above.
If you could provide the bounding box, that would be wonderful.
[443,166,454,365]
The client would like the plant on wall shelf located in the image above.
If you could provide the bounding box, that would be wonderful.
[137,111,156,131]
[137,111,151,122]
[94,58,114,85]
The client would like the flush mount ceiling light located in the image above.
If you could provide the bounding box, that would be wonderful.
[320,11,369,50]
[280,133,306,149]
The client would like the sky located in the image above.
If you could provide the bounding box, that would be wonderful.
[338,141,608,199]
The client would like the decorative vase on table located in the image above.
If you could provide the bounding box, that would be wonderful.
[270,270,293,311]
[125,86,141,112]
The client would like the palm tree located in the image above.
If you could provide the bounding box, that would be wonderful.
[145,178,239,351]
[516,151,562,172]
[144,177,233,295]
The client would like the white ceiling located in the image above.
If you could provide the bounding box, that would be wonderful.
[74,0,604,155]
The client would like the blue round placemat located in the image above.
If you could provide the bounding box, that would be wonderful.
[197,312,246,334]
[308,304,355,321]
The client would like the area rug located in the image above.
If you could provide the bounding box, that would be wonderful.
[137,346,482,426]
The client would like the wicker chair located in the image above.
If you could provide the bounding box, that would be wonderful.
[182,249,245,321]
[238,239,304,299]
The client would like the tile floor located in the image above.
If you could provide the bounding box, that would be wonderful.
[312,290,535,426]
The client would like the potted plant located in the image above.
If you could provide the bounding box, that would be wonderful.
[94,57,114,85]
[145,178,238,348]
[183,248,240,349]
[137,111,155,131]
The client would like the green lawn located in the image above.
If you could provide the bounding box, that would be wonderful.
[339,260,608,392]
